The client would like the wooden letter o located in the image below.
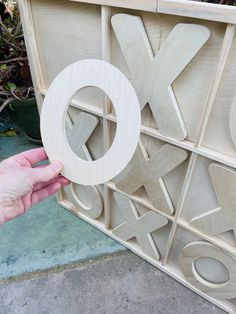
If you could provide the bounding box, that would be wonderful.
[179,241,236,299]
[40,59,141,185]
[71,184,103,219]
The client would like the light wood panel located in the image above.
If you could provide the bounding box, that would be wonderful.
[41,59,141,185]
[115,141,188,215]
[158,0,236,24]
[70,0,158,12]
[190,163,236,239]
[110,10,226,143]
[17,0,44,112]
[197,24,236,157]
[112,192,168,260]
[101,5,112,228]
[20,1,236,312]
[66,112,104,219]
[179,241,236,299]
[70,0,236,24]
[111,13,210,140]
[31,0,104,109]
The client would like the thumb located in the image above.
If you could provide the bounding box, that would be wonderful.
[31,161,63,183]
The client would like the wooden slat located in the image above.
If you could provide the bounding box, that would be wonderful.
[158,0,236,24]
[18,0,44,112]
[69,0,158,12]
[196,24,236,147]
[40,90,236,170]
[101,5,112,229]
[163,153,198,264]
[70,0,236,23]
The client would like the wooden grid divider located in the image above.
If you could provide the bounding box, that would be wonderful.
[39,90,236,169]
[101,6,112,228]
[20,2,236,311]
[196,23,236,148]
[18,0,44,113]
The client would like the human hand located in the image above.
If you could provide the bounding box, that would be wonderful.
[0,147,70,225]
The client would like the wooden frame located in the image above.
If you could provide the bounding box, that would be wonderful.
[18,0,236,312]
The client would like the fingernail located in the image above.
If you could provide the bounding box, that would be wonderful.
[51,161,62,173]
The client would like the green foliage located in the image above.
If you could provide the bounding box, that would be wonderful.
[0,0,34,102]
[201,0,236,4]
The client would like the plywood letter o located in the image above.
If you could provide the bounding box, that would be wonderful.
[179,241,236,299]
[71,184,103,219]
[40,59,141,185]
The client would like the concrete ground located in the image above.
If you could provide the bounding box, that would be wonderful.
[0,131,226,314]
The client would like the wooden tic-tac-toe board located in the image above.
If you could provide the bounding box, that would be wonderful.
[19,0,236,312]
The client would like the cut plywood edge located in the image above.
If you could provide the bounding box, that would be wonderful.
[158,0,236,24]
[69,0,158,12]
[70,0,236,23]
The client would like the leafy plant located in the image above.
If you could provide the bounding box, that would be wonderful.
[201,0,236,4]
[0,0,34,112]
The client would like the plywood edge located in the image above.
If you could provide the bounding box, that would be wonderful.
[158,0,236,24]
[163,153,198,264]
[18,0,44,112]
[69,0,158,12]
[178,218,236,257]
[196,24,236,147]
[105,181,175,221]
[70,0,236,23]
[40,89,236,169]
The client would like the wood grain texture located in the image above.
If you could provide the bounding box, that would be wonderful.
[31,0,104,109]
[179,241,236,299]
[66,112,104,219]
[66,111,99,160]
[41,59,141,185]
[70,0,158,12]
[115,141,188,215]
[17,0,44,112]
[112,14,210,140]
[190,163,236,239]
[110,11,226,144]
[158,0,236,24]
[70,183,104,219]
[70,0,236,23]
[163,153,198,265]
[101,5,112,228]
[196,24,235,148]
[22,1,236,312]
[112,192,168,260]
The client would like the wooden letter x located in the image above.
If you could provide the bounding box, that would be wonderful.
[66,112,103,219]
[112,14,210,140]
[191,163,236,238]
[115,142,188,215]
[112,192,168,260]
[66,111,98,161]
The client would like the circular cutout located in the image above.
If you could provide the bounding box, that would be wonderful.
[193,257,230,285]
[179,241,236,299]
[40,59,141,185]
[71,183,103,219]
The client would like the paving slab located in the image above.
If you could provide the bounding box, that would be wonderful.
[0,251,226,314]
